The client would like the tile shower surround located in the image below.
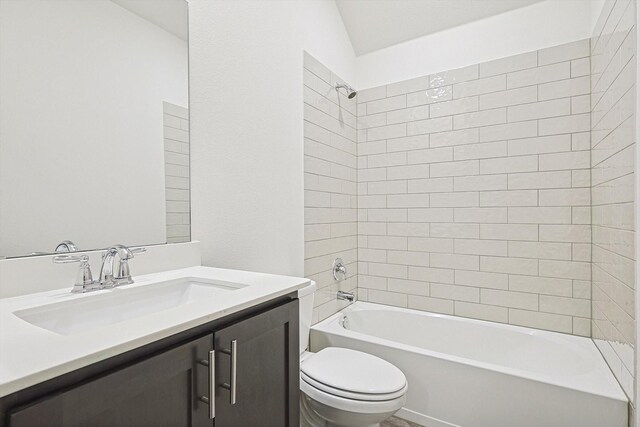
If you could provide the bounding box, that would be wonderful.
[590,0,636,403]
[355,38,593,337]
[303,53,358,323]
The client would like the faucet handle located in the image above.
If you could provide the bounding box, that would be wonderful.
[53,255,96,293]
[115,247,146,285]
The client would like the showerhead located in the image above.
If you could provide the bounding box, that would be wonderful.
[335,83,357,99]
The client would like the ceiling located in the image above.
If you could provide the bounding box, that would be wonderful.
[111,0,188,41]
[335,0,546,56]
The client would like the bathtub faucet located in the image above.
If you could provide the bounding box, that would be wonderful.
[337,291,355,303]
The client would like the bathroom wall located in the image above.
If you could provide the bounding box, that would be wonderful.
[355,0,597,89]
[590,0,636,404]
[356,39,592,336]
[189,0,355,278]
[303,53,358,322]
[163,102,191,244]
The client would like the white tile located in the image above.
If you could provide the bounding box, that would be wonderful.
[408,266,455,284]
[539,151,590,171]
[387,194,431,208]
[430,128,480,147]
[386,135,430,152]
[429,65,479,88]
[367,95,407,114]
[507,135,571,156]
[408,147,454,165]
[454,239,508,256]
[407,117,453,136]
[539,225,591,243]
[454,174,507,191]
[453,108,506,130]
[368,123,406,141]
[538,189,590,206]
[507,98,571,122]
[453,141,507,161]
[480,224,538,241]
[481,256,538,275]
[507,62,570,88]
[509,275,573,297]
[508,241,572,260]
[479,51,538,77]
[430,223,479,238]
[408,177,454,193]
[455,301,509,322]
[538,76,590,101]
[431,283,480,302]
[539,259,590,280]
[386,76,431,97]
[455,270,509,289]
[571,95,591,115]
[430,160,479,177]
[388,222,431,236]
[539,295,590,317]
[367,152,407,168]
[408,295,454,314]
[387,164,430,180]
[479,86,537,110]
[407,86,452,107]
[453,75,506,99]
[479,120,537,142]
[357,86,387,103]
[408,237,454,253]
[480,155,538,174]
[430,97,479,118]
[430,192,479,207]
[508,171,572,190]
[508,207,572,224]
[509,309,572,333]
[454,207,507,223]
[387,278,430,295]
[538,39,589,65]
[367,289,408,307]
[431,253,480,271]
[387,105,430,125]
[408,208,454,223]
[570,57,590,77]
[479,190,538,207]
[481,289,538,310]
[387,250,430,267]
[538,114,590,136]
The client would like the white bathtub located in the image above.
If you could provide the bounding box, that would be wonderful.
[310,302,628,427]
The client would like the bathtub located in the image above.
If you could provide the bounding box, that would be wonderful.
[310,302,628,427]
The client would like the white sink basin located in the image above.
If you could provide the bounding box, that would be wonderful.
[13,277,247,336]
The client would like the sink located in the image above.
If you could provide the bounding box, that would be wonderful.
[14,277,247,336]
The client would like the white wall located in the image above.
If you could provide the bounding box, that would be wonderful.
[355,0,596,90]
[189,0,355,277]
[0,0,188,257]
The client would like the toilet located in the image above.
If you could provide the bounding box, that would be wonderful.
[298,282,408,427]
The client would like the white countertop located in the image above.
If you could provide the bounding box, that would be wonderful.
[0,266,309,397]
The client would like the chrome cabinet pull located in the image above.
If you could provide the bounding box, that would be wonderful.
[220,339,238,405]
[198,350,215,419]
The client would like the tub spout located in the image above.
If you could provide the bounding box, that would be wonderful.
[337,291,355,302]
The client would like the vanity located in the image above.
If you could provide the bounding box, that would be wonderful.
[0,266,307,426]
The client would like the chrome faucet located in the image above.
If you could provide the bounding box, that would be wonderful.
[54,244,146,293]
[99,244,146,287]
[337,291,355,303]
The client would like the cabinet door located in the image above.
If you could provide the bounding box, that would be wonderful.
[9,335,214,427]
[214,299,299,427]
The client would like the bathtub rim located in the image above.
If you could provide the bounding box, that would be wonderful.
[311,301,628,404]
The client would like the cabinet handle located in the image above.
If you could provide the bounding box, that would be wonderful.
[198,350,215,419]
[220,339,237,405]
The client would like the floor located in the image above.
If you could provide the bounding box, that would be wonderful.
[381,416,423,427]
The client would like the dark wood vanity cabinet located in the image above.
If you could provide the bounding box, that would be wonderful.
[2,298,299,427]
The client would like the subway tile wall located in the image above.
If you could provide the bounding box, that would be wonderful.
[163,102,191,244]
[356,39,593,337]
[304,53,358,322]
[590,0,636,403]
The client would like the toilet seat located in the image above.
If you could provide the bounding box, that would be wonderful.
[300,376,407,415]
[300,347,407,403]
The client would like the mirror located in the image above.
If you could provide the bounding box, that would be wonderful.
[0,0,190,258]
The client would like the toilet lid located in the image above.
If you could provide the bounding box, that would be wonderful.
[300,348,406,396]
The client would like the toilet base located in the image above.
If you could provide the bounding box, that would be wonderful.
[300,391,394,427]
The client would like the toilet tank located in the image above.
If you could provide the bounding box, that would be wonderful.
[297,281,317,354]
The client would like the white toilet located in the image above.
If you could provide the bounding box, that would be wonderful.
[298,282,408,427]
